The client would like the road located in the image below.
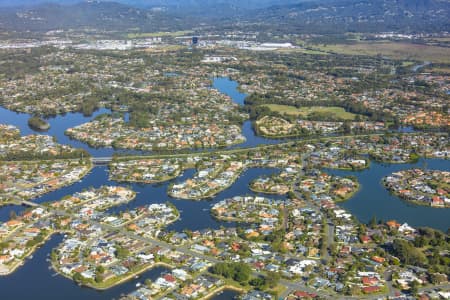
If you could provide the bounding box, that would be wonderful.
[384,269,397,297]
[16,195,329,299]
[325,219,334,262]
[10,179,450,300]
[16,196,221,264]
[108,132,409,162]
[92,157,113,165]
[6,131,448,299]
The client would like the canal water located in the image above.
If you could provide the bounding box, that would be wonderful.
[0,77,449,299]
[210,289,241,300]
[327,158,450,231]
[0,234,169,300]
[0,106,116,156]
[0,77,279,157]
[213,77,246,105]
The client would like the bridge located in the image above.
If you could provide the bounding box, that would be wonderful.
[21,200,39,207]
[91,157,113,165]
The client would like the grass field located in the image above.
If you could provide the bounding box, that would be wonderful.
[424,37,450,42]
[401,61,415,67]
[278,48,330,55]
[312,41,450,64]
[426,66,450,74]
[127,30,193,38]
[143,45,185,52]
[262,104,357,120]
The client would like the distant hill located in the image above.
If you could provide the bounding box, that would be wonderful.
[0,1,183,32]
[0,0,79,7]
[0,0,303,9]
[0,0,447,33]
[250,0,450,33]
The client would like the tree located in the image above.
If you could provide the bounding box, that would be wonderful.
[430,273,447,284]
[210,262,251,284]
[409,280,418,296]
[234,267,250,283]
[349,284,361,296]
[391,239,427,267]
[115,245,130,259]
[342,120,352,134]
[96,265,105,274]
[72,272,83,283]
[95,274,103,283]
[249,277,266,290]
[265,272,280,289]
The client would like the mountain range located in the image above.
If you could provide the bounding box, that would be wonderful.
[0,0,304,9]
[250,0,450,33]
[0,0,448,33]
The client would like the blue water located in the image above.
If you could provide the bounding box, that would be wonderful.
[213,77,246,106]
[13,166,282,232]
[0,78,281,157]
[0,106,119,156]
[0,77,448,232]
[212,77,284,148]
[0,234,168,300]
[0,77,449,298]
[328,158,450,231]
[211,289,241,300]
[0,204,26,223]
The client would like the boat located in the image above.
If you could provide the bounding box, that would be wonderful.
[135,282,141,287]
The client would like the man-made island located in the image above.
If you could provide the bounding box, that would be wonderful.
[384,169,450,207]
[27,116,50,131]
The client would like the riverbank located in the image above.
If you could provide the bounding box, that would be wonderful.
[249,185,291,195]
[203,285,245,300]
[0,161,93,207]
[382,169,449,208]
[0,230,56,276]
[51,257,173,291]
[333,182,361,203]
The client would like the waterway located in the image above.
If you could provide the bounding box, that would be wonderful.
[213,77,283,149]
[327,158,450,231]
[0,234,169,300]
[411,61,431,72]
[0,77,449,298]
[0,106,118,157]
[0,77,279,157]
[210,288,241,300]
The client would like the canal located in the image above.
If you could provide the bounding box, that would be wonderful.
[0,77,449,299]
[0,234,169,300]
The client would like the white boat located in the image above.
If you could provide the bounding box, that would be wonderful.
[135,282,141,287]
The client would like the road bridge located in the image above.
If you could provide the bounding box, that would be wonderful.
[91,157,113,165]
